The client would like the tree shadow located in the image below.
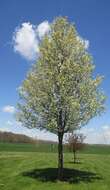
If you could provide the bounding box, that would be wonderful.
[67,161,82,164]
[22,168,102,183]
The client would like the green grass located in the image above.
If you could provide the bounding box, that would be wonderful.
[80,144,110,155]
[0,142,60,153]
[0,151,110,190]
[0,142,110,189]
[0,142,110,154]
[0,142,58,152]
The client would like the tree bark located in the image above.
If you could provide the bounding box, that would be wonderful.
[58,132,63,180]
[73,151,76,163]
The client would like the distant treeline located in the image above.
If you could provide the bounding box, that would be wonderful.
[0,131,36,144]
[0,131,58,145]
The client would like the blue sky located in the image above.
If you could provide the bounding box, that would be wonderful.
[0,0,110,143]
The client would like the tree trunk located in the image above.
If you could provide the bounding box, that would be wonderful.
[73,151,76,163]
[58,132,63,180]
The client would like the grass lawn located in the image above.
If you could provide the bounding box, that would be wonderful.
[0,151,110,190]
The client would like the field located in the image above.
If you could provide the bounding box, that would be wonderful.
[0,143,110,190]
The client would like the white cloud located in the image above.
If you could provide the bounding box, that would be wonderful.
[13,21,50,60]
[76,36,89,49]
[84,40,89,49]
[37,21,50,39]
[7,120,13,125]
[102,125,109,130]
[13,22,39,60]
[80,125,110,144]
[2,105,15,114]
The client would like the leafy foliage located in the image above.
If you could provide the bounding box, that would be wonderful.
[17,17,105,135]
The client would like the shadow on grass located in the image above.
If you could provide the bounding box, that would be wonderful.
[22,168,102,183]
[67,161,82,164]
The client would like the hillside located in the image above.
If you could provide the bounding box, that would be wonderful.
[0,131,36,144]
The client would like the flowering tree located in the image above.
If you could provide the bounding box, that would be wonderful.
[17,17,105,180]
[66,133,86,163]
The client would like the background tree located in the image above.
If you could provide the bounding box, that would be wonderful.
[17,17,105,180]
[66,133,86,163]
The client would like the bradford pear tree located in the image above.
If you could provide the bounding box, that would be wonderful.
[66,133,86,163]
[17,17,105,180]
